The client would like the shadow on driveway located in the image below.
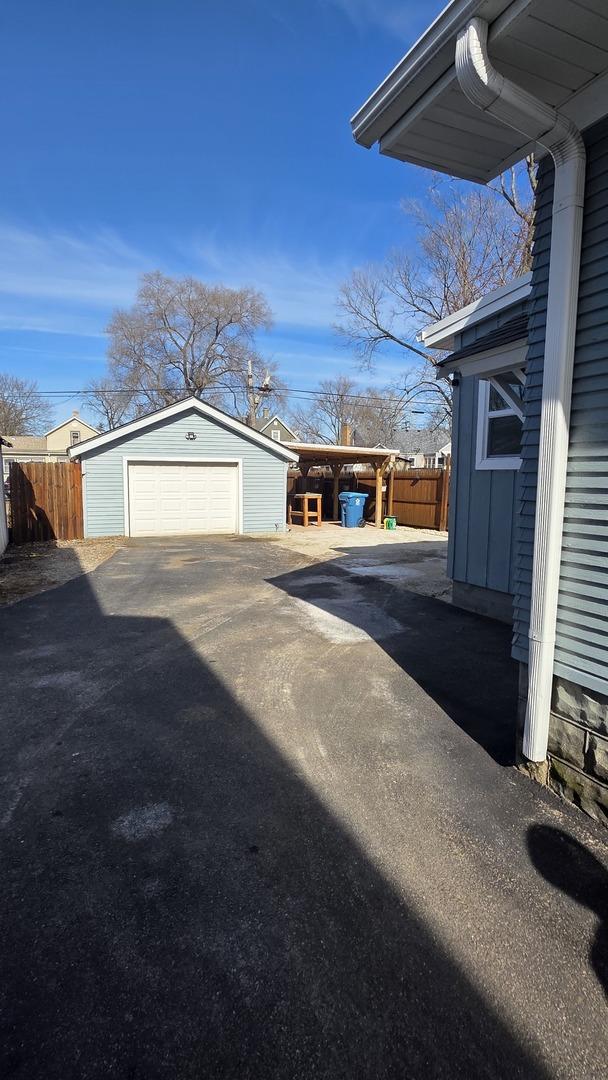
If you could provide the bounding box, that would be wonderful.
[269,557,519,766]
[0,549,547,1080]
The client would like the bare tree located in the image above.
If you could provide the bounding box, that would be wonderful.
[288,374,445,447]
[335,163,535,422]
[0,373,54,435]
[99,271,277,420]
[84,380,142,431]
[289,376,359,444]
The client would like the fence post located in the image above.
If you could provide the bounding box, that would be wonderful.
[438,456,451,531]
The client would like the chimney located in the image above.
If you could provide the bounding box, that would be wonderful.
[262,407,270,421]
[73,409,79,417]
[340,421,352,446]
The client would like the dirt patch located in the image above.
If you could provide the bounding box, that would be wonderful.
[0,537,123,606]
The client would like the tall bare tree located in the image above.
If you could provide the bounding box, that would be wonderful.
[89,271,280,428]
[289,376,360,444]
[0,373,54,435]
[288,374,441,446]
[335,164,535,422]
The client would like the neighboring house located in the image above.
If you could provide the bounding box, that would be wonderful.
[253,409,298,444]
[68,396,298,538]
[2,412,100,478]
[399,432,451,470]
[352,0,608,822]
[0,437,12,554]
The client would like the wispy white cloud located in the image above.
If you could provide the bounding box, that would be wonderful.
[0,224,146,324]
[0,221,350,338]
[190,239,349,332]
[321,0,438,39]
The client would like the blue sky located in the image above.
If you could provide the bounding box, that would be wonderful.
[0,0,446,423]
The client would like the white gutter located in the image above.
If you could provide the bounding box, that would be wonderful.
[455,18,586,763]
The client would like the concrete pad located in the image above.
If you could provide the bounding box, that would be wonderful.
[280,522,451,600]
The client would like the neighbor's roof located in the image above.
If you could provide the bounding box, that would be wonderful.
[4,435,47,452]
[400,430,451,457]
[351,0,608,183]
[256,414,298,439]
[67,396,300,463]
[44,413,99,438]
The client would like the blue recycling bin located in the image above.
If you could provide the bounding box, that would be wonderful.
[338,490,368,528]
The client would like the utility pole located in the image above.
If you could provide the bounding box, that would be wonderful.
[246,360,271,427]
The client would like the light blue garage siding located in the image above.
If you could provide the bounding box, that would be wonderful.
[81,408,288,537]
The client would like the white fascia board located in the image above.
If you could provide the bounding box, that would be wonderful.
[439,341,528,378]
[351,0,495,147]
[68,397,300,463]
[419,273,532,351]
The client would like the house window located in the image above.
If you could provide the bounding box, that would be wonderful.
[476,373,523,470]
[70,430,80,445]
[424,454,436,468]
[271,429,281,441]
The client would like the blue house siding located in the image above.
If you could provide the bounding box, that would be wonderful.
[513,116,608,698]
[448,373,518,599]
[81,407,288,537]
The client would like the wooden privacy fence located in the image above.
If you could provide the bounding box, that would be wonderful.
[9,461,84,544]
[288,461,450,531]
[354,462,450,531]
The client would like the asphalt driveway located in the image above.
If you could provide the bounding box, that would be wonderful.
[0,537,606,1079]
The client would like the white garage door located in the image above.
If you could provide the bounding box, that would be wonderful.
[128,462,238,537]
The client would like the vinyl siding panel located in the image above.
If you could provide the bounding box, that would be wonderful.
[81,407,288,537]
[447,373,517,596]
[512,116,608,698]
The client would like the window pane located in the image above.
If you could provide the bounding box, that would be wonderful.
[488,376,523,412]
[487,414,521,456]
[488,384,505,411]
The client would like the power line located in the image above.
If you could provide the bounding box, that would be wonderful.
[26,384,447,408]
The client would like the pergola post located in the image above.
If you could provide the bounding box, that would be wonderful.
[331,463,342,521]
[298,462,311,493]
[387,461,395,519]
[374,465,384,528]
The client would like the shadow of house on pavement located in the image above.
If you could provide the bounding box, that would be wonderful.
[0,549,553,1080]
[270,557,518,766]
[528,824,608,999]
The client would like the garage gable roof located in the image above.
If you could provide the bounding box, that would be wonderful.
[67,397,300,463]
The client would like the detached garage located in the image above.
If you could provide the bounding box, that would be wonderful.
[68,397,298,538]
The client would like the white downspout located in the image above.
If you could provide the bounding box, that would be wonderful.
[455,18,586,763]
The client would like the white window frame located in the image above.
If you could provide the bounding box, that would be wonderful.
[475,372,524,471]
[271,429,281,441]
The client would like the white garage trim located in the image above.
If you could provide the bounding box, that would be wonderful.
[69,396,299,463]
[122,456,244,537]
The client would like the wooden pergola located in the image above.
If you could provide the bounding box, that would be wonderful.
[286,443,399,527]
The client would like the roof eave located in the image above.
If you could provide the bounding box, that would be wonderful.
[351,0,487,148]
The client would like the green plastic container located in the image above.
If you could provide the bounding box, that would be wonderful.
[384,516,397,530]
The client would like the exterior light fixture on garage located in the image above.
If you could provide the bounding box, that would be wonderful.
[185,432,197,441]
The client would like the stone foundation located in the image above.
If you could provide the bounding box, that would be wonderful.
[452,581,513,624]
[517,664,608,826]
